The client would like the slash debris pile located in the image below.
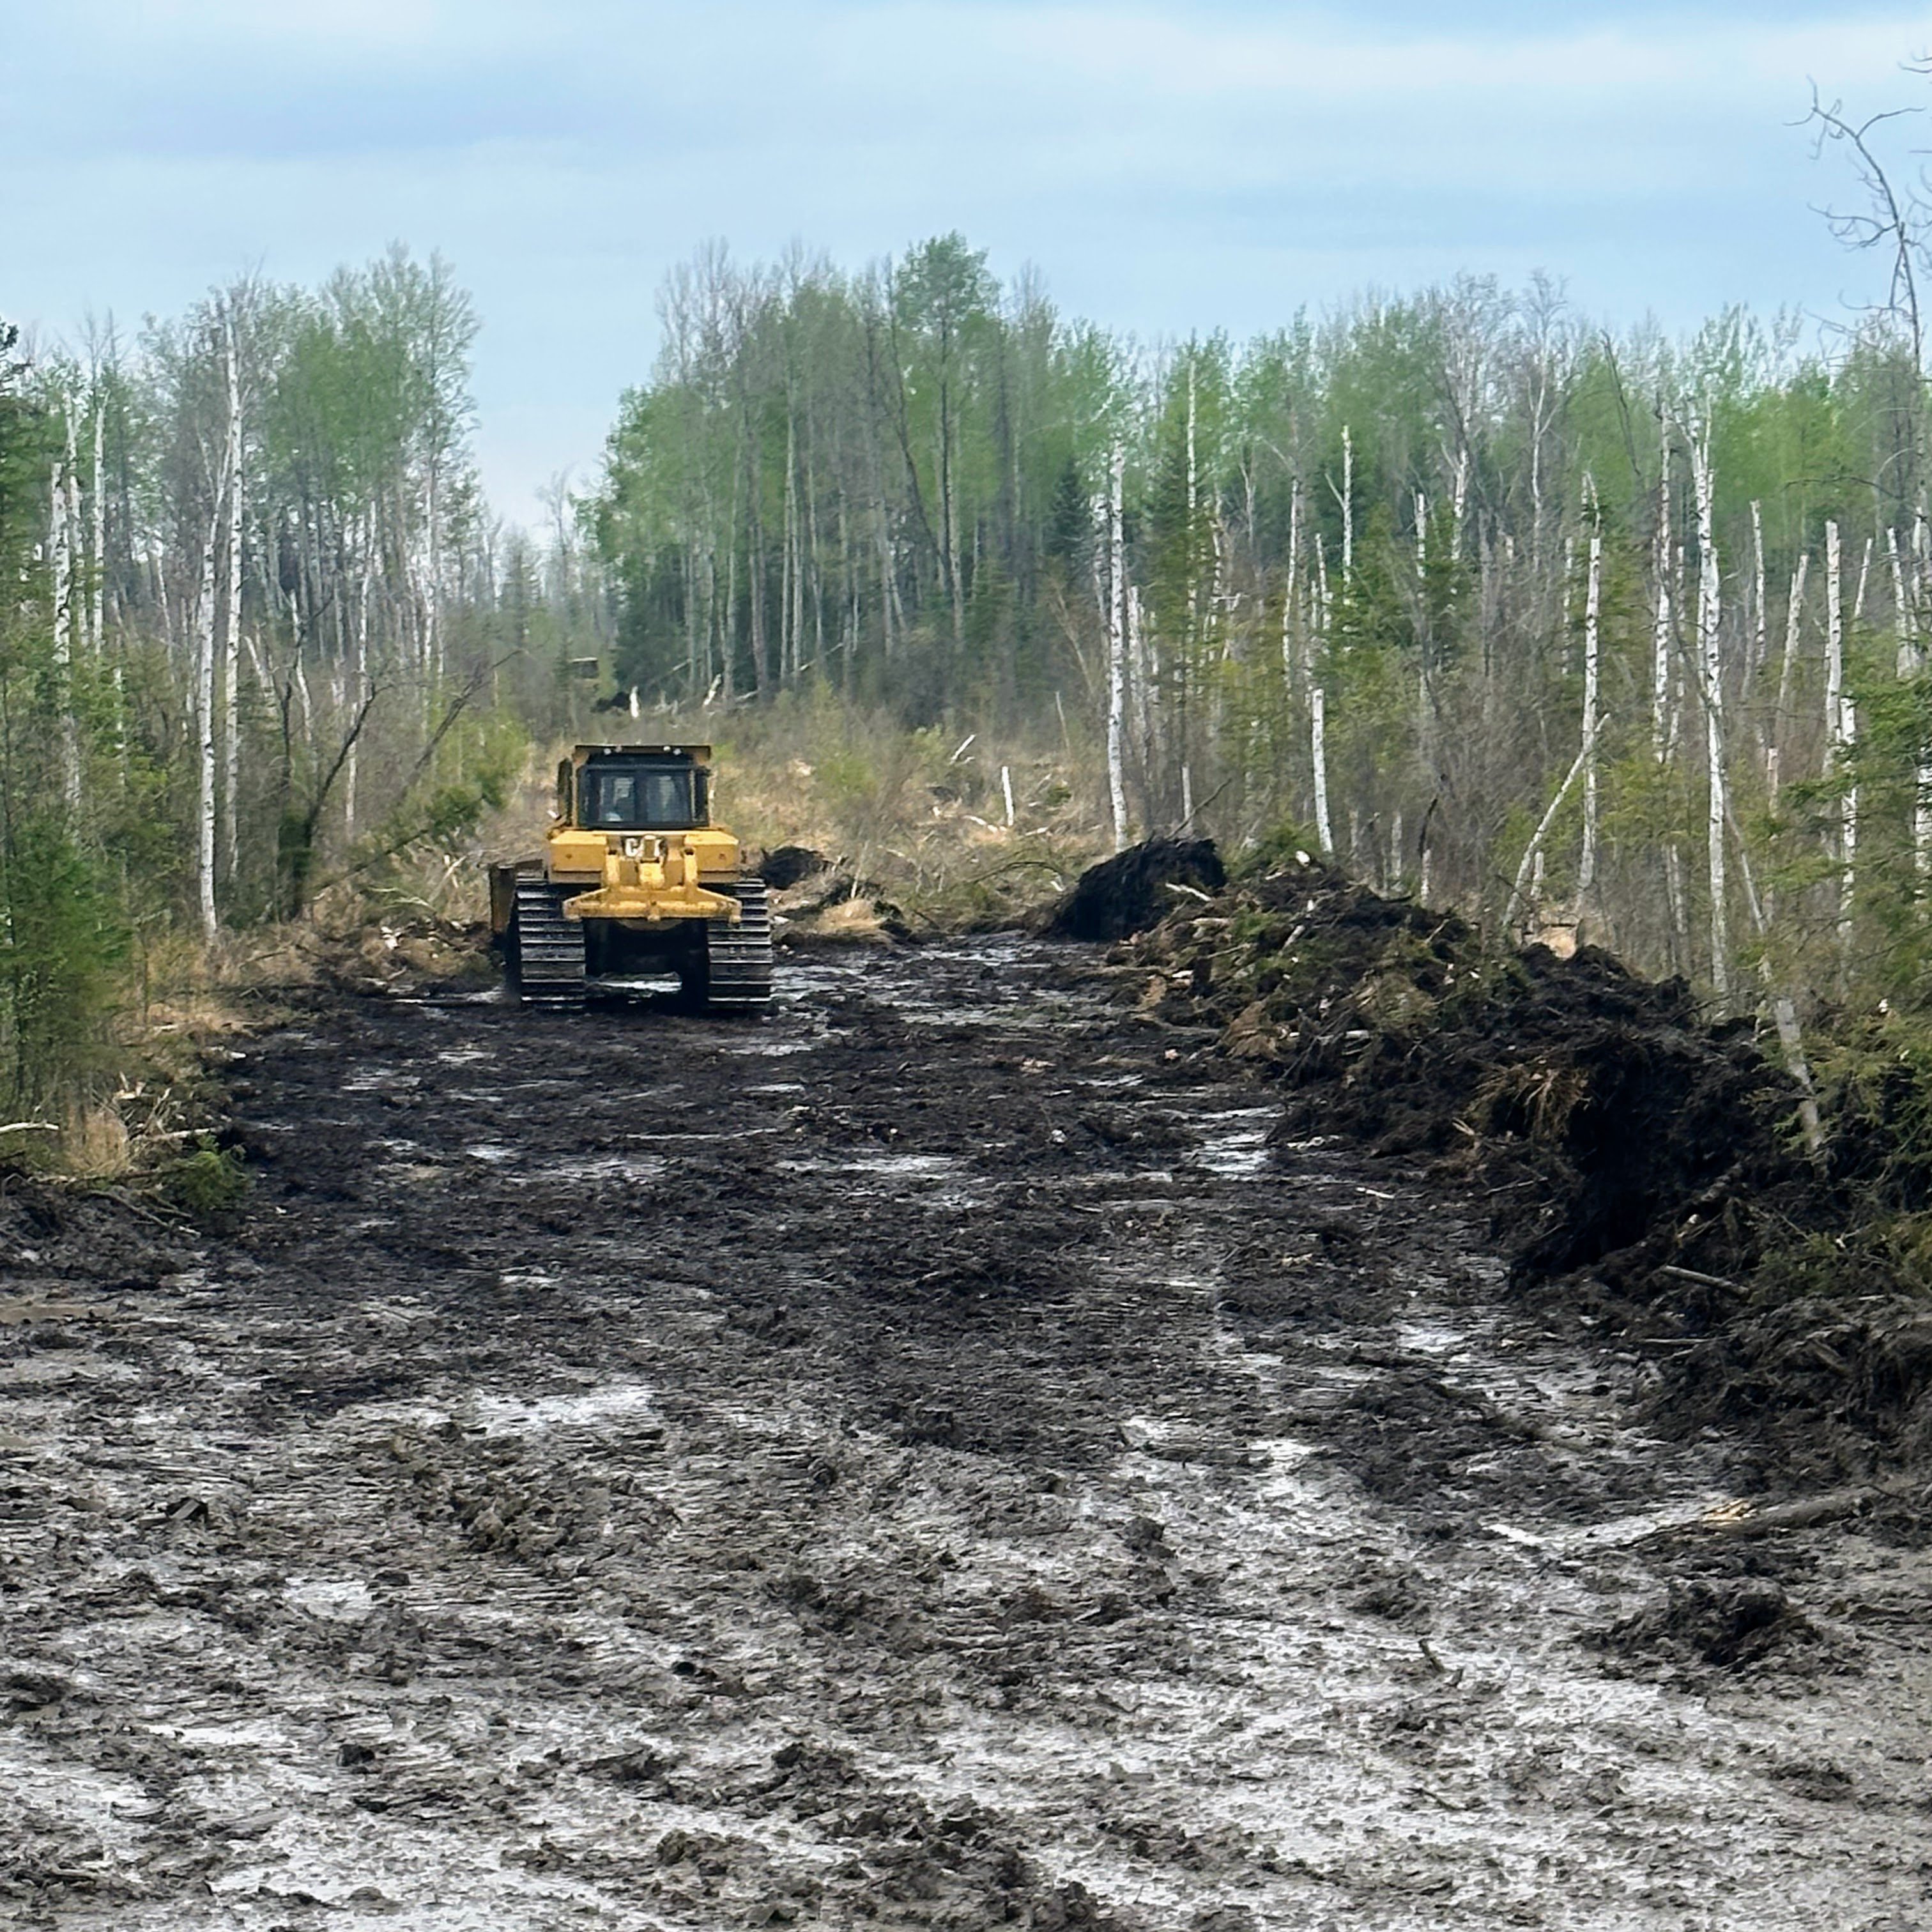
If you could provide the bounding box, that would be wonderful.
[1104,846,1932,1479]
[1042,837,1225,943]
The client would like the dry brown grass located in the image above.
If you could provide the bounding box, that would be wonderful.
[473,702,1110,933]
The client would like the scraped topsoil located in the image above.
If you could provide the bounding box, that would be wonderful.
[3,938,1931,1929]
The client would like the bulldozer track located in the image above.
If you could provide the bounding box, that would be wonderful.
[702,877,774,1009]
[507,877,586,1002]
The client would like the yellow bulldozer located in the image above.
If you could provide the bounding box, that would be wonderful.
[489,744,772,1008]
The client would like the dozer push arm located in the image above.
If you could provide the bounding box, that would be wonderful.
[561,832,742,924]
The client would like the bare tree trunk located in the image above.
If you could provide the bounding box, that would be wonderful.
[1130,585,1154,820]
[50,437,81,812]
[88,406,104,655]
[1652,452,1672,755]
[1105,442,1129,854]
[1339,425,1354,584]
[1693,428,1728,1002]
[1282,480,1301,689]
[1310,548,1333,854]
[195,493,220,940]
[221,319,244,885]
[1184,360,1199,656]
[1750,500,1768,675]
[1825,521,1855,947]
[1579,475,1603,908]
[1652,438,1686,974]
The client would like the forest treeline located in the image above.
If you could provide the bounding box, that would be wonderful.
[592,233,1931,1031]
[0,248,601,1123]
[5,96,1932,1141]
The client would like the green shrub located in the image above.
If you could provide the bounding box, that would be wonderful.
[161,1139,249,1224]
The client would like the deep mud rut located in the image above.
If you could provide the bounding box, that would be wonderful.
[4,940,1932,1929]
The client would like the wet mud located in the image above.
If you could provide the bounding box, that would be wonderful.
[4,940,1932,1928]
[1114,852,1932,1478]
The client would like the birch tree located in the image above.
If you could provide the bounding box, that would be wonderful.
[1691,423,1728,1002]
[1105,441,1129,853]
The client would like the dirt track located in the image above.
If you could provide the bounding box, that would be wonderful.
[4,939,1932,1928]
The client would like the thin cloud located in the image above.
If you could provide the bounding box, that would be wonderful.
[4,0,1923,523]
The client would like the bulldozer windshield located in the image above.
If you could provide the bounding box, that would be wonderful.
[579,763,704,830]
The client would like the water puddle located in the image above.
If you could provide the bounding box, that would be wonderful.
[470,1382,659,1436]
[1183,1105,1278,1178]
[285,1576,375,1621]
[778,1151,981,1206]
[537,1153,668,1185]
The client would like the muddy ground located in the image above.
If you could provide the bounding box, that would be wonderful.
[3,939,1931,1928]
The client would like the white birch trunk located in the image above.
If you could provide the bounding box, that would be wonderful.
[1825,521,1855,945]
[1692,429,1728,1002]
[1184,362,1199,651]
[1652,458,1672,756]
[1310,549,1333,854]
[1340,425,1354,584]
[1579,476,1603,905]
[88,406,104,655]
[50,447,82,812]
[221,321,243,885]
[50,458,72,661]
[1105,442,1129,854]
[1751,500,1768,674]
[1282,481,1301,691]
[195,494,220,940]
[62,421,82,671]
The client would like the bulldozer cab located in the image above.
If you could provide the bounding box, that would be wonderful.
[560,745,712,833]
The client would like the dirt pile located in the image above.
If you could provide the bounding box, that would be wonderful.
[1105,854,1932,1476]
[756,845,912,946]
[1115,854,1801,1278]
[1041,837,1225,942]
[1584,1573,1832,1678]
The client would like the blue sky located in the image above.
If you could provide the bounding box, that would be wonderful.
[3,1,1926,525]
